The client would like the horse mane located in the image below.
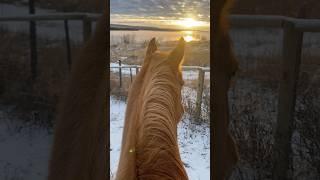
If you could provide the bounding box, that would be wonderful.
[136,58,186,178]
[213,0,239,179]
[48,12,106,180]
[116,39,188,180]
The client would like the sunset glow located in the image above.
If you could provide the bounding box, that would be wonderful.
[110,0,210,30]
[183,31,195,42]
[184,35,194,42]
[111,15,209,30]
[176,18,205,28]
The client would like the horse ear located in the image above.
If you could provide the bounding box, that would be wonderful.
[146,37,157,56]
[168,37,185,68]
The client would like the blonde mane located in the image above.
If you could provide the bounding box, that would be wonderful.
[48,12,106,180]
[116,38,188,180]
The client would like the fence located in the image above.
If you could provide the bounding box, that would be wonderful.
[0,13,101,79]
[230,15,320,178]
[110,64,210,120]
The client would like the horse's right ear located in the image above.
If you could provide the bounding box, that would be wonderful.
[146,38,157,56]
[167,37,185,68]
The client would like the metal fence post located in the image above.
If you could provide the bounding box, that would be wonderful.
[272,20,303,180]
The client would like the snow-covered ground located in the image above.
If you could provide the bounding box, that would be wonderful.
[0,108,52,180]
[0,93,209,180]
[110,96,210,179]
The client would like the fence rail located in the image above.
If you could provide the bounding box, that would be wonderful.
[230,15,320,31]
[0,13,100,21]
[110,65,210,120]
[0,13,101,42]
[0,13,101,79]
[110,65,210,72]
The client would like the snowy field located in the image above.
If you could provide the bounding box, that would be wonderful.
[0,93,209,180]
[110,96,210,180]
[0,107,52,180]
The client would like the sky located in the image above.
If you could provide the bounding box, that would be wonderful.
[110,0,210,30]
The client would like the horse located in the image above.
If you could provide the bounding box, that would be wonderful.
[48,12,106,180]
[115,38,189,180]
[213,0,239,179]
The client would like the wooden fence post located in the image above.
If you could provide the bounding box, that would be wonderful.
[130,68,133,83]
[118,60,122,88]
[82,16,92,42]
[272,20,303,180]
[194,68,205,121]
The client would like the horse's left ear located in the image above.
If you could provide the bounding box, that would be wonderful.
[146,37,157,56]
[168,37,185,68]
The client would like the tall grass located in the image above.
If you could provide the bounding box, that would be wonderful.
[228,28,320,179]
[0,29,81,128]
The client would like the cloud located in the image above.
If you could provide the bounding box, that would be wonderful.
[110,0,210,22]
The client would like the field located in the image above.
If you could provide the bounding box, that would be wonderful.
[229,28,320,179]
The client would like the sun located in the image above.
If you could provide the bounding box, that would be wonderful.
[183,31,194,42]
[184,35,194,42]
[176,18,203,28]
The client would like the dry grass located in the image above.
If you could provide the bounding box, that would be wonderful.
[0,29,81,127]
[110,72,132,99]
[110,40,210,67]
[235,52,320,86]
[228,35,320,179]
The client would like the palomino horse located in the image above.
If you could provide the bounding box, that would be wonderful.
[48,12,106,180]
[115,38,188,180]
[213,0,239,179]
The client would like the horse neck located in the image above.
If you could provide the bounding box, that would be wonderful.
[136,71,188,179]
[48,14,106,180]
[115,68,149,180]
[116,68,187,179]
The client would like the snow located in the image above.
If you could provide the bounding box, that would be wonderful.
[110,97,127,177]
[0,109,52,180]
[0,93,209,180]
[110,96,210,179]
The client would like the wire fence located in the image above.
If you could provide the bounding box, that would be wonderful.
[110,63,210,121]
